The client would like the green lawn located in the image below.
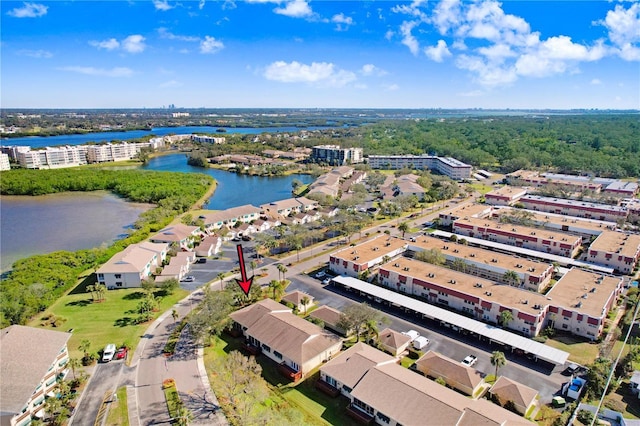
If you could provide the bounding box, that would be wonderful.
[544,335,600,365]
[29,286,188,360]
[105,386,129,426]
[467,182,494,194]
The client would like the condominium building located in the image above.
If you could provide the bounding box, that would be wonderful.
[506,170,602,192]
[0,153,10,171]
[328,236,407,277]
[519,195,628,222]
[311,145,363,166]
[1,326,71,426]
[200,204,262,231]
[260,197,319,218]
[452,217,582,258]
[484,186,527,206]
[438,203,494,227]
[17,146,88,169]
[407,236,554,292]
[367,154,472,180]
[378,258,623,340]
[191,134,226,144]
[86,143,142,163]
[587,231,640,274]
[97,241,168,288]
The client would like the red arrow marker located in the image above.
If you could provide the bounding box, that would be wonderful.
[236,244,253,296]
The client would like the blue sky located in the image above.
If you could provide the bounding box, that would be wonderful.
[2,0,639,109]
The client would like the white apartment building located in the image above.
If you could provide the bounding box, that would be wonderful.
[97,241,168,288]
[588,231,640,274]
[329,236,407,277]
[191,134,226,144]
[86,143,141,163]
[17,146,88,169]
[0,153,10,171]
[520,195,628,223]
[367,154,472,180]
[311,145,363,166]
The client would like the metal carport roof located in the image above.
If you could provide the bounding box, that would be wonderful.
[332,275,569,365]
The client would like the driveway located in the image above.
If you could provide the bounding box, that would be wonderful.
[70,360,125,425]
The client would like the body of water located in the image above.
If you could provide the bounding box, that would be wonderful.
[142,153,314,209]
[1,126,326,149]
[0,192,152,272]
[1,154,314,270]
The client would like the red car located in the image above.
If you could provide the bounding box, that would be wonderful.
[116,347,128,360]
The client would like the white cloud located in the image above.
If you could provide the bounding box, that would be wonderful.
[274,0,312,18]
[598,3,640,47]
[332,13,354,31]
[360,64,387,76]
[591,78,602,85]
[431,0,462,35]
[153,0,174,11]
[58,66,134,77]
[383,83,399,91]
[391,0,428,20]
[385,30,395,41]
[400,21,420,56]
[7,2,48,18]
[424,40,452,62]
[456,54,517,87]
[200,36,224,54]
[122,35,146,53]
[263,60,356,87]
[158,28,200,42]
[17,49,52,58]
[160,80,183,88]
[222,0,236,10]
[89,38,120,51]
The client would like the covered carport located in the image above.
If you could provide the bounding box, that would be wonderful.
[332,275,569,365]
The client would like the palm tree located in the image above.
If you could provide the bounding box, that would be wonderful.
[216,272,225,288]
[451,259,467,273]
[301,296,310,315]
[250,260,257,277]
[268,280,284,301]
[86,284,96,302]
[398,221,410,238]
[499,310,513,328]
[78,339,91,360]
[503,270,520,287]
[171,309,179,323]
[490,351,507,379]
[68,357,82,379]
[364,319,380,344]
[278,264,288,282]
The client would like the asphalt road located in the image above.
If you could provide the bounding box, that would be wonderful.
[71,360,125,426]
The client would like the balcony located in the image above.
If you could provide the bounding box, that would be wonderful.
[346,404,374,425]
[241,342,261,356]
[315,379,340,397]
[278,362,303,382]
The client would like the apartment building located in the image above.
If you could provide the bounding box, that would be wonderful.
[378,258,623,340]
[484,186,528,206]
[407,236,554,292]
[393,174,427,200]
[318,343,529,426]
[491,207,616,239]
[506,170,603,192]
[539,173,638,197]
[229,299,342,381]
[311,145,363,166]
[97,241,168,288]
[367,154,472,180]
[438,203,494,227]
[17,146,88,169]
[86,143,140,163]
[199,205,262,232]
[191,134,226,144]
[1,326,71,426]
[452,216,582,258]
[149,224,200,250]
[519,195,628,223]
[588,231,640,274]
[0,153,10,171]
[328,236,407,277]
[260,197,319,218]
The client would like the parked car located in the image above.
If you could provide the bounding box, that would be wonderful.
[196,258,207,263]
[116,347,128,360]
[315,271,326,279]
[242,235,252,241]
[102,343,116,363]
[322,278,331,285]
[461,355,477,367]
[181,275,195,282]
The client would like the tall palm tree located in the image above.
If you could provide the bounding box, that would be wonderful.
[503,270,520,287]
[68,358,82,379]
[216,272,225,288]
[249,260,257,277]
[490,351,507,379]
[300,296,310,315]
[499,310,513,329]
[279,265,288,281]
[398,221,410,239]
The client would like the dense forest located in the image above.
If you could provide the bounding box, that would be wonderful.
[0,169,214,327]
[349,115,639,178]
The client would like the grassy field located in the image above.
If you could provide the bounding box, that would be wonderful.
[466,182,495,194]
[105,386,129,426]
[544,335,600,365]
[203,334,352,425]
[29,285,188,360]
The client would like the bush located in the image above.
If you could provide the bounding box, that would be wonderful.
[577,410,594,425]
[604,398,625,413]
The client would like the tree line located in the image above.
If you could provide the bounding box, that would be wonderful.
[0,168,214,327]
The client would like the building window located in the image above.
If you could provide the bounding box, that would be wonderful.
[290,361,299,372]
[97,273,104,280]
[353,398,374,415]
[261,344,271,353]
[325,376,336,387]
[274,351,283,359]
[115,274,122,279]
[116,282,123,287]
[377,412,391,424]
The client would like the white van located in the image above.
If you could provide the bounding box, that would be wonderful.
[102,343,116,362]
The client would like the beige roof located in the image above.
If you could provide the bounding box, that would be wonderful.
[331,235,407,266]
[442,203,495,219]
[151,224,199,243]
[350,363,470,425]
[455,216,582,246]
[410,236,552,277]
[308,305,342,327]
[415,351,484,391]
[260,197,317,212]
[321,342,397,389]
[378,328,411,351]
[97,242,158,274]
[546,268,622,317]
[229,298,291,329]
[467,399,533,426]
[281,291,314,306]
[493,207,616,233]
[245,311,342,366]
[490,376,538,409]
[200,204,262,226]
[485,186,528,199]
[590,230,640,258]
[0,326,71,414]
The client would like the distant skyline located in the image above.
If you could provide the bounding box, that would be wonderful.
[1,0,639,109]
